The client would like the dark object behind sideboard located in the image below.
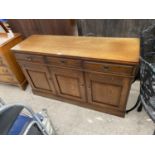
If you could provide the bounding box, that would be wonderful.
[8,19,76,38]
[77,19,155,37]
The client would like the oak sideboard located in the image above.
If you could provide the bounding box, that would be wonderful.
[11,35,140,117]
[0,33,27,89]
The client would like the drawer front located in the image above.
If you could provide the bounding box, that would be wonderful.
[46,56,82,68]
[0,66,11,75]
[0,75,17,83]
[83,61,133,76]
[14,53,44,63]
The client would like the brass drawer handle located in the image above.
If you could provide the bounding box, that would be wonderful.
[102,65,110,71]
[26,56,33,61]
[2,69,9,73]
[60,60,67,64]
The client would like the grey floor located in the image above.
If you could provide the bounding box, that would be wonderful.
[0,81,154,134]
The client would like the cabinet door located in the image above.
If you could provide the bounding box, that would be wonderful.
[50,67,86,102]
[85,73,129,111]
[21,63,56,94]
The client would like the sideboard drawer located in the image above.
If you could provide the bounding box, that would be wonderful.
[0,66,11,75]
[0,75,17,83]
[46,56,82,68]
[15,53,44,63]
[83,61,133,76]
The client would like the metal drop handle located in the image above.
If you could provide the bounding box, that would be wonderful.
[102,65,109,71]
[26,56,32,61]
[60,60,67,64]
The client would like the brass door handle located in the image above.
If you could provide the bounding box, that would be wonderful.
[49,77,53,81]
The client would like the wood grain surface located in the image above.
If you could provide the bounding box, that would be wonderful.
[12,35,140,64]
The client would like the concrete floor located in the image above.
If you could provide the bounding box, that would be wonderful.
[0,81,154,134]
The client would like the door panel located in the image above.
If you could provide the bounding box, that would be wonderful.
[91,82,121,106]
[50,67,86,102]
[56,75,81,97]
[86,72,127,110]
[21,63,56,94]
[27,70,51,90]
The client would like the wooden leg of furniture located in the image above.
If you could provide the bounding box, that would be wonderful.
[18,79,28,90]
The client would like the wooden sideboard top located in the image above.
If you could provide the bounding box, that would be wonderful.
[0,33,21,47]
[11,35,140,64]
